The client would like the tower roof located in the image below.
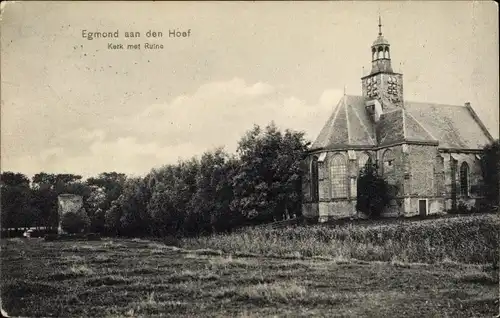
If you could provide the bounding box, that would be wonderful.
[372,16,389,46]
[372,35,389,46]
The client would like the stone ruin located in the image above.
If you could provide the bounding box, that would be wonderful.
[57,194,85,234]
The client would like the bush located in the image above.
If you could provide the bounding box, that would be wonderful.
[448,201,477,215]
[44,234,58,241]
[356,163,392,218]
[61,209,90,234]
[480,140,499,207]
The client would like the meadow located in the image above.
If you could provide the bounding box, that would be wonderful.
[184,213,500,264]
[1,214,499,317]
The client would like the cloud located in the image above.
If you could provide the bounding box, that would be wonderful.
[4,78,343,177]
[11,137,200,178]
[60,128,106,143]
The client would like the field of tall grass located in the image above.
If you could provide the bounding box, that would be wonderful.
[2,213,499,318]
[183,214,500,264]
[2,234,499,317]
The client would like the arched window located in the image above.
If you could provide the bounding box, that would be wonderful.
[377,47,383,59]
[384,47,390,59]
[372,48,376,61]
[330,154,347,198]
[310,156,319,201]
[358,152,372,173]
[460,162,469,197]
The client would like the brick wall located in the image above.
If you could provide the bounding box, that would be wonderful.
[302,202,318,219]
[408,145,437,197]
[434,155,445,196]
[301,157,312,203]
[378,145,406,197]
[318,201,356,222]
[441,152,484,210]
[303,146,485,218]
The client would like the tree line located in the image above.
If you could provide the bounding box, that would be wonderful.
[2,121,498,237]
[1,123,309,237]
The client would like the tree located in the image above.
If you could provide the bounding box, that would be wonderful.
[86,172,127,233]
[209,155,240,232]
[148,159,200,236]
[148,165,182,236]
[356,163,392,218]
[1,172,30,188]
[1,172,35,229]
[104,200,123,236]
[61,209,90,234]
[232,122,309,224]
[86,186,107,233]
[480,140,500,208]
[118,177,153,237]
[187,148,238,235]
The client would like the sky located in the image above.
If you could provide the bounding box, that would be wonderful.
[1,1,498,178]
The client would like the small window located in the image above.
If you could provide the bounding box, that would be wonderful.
[382,149,395,175]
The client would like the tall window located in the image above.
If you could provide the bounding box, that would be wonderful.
[310,157,319,201]
[358,152,372,173]
[330,154,347,198]
[460,162,469,197]
[382,149,396,187]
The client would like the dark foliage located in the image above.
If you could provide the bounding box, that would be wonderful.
[2,123,310,238]
[356,163,392,219]
[479,140,500,208]
[60,210,90,234]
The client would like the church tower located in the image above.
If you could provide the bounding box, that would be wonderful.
[362,17,404,116]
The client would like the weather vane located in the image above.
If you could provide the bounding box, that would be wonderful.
[378,15,382,36]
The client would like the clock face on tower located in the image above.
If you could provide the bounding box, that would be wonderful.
[364,73,403,108]
[366,77,379,99]
[385,75,400,103]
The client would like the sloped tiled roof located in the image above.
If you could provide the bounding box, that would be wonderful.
[311,95,493,151]
[405,101,493,149]
[404,111,438,143]
[377,109,438,146]
[311,96,376,150]
[377,109,405,146]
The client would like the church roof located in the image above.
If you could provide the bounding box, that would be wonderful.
[311,95,493,151]
[377,108,438,146]
[312,96,376,150]
[404,101,494,149]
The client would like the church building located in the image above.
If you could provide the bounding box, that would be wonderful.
[302,19,495,222]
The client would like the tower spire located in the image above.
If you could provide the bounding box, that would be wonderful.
[378,15,382,36]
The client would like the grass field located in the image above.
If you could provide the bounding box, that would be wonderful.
[1,214,499,317]
[185,213,500,264]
